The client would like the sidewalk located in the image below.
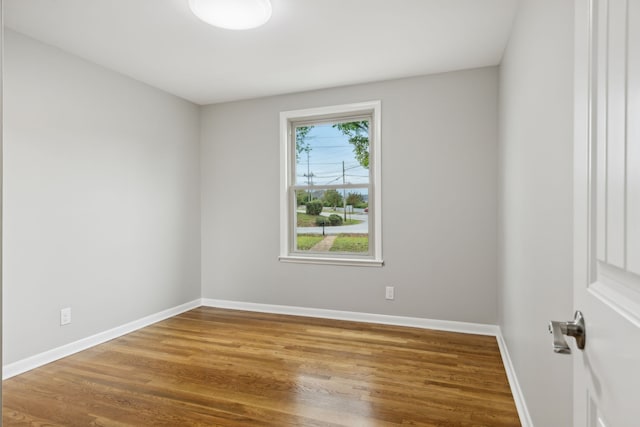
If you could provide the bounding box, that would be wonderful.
[310,235,337,251]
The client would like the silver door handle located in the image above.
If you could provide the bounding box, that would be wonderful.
[548,311,586,354]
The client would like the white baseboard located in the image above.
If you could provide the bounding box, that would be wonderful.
[2,299,202,380]
[496,328,534,427]
[202,298,500,336]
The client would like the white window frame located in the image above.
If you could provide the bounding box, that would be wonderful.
[279,101,383,267]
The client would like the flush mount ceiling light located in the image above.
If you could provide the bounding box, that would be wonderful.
[188,0,272,30]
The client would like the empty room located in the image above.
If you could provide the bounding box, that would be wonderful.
[2,0,639,426]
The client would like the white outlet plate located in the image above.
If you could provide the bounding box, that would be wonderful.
[60,307,71,325]
[385,286,395,300]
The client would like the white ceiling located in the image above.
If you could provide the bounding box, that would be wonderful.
[4,0,519,105]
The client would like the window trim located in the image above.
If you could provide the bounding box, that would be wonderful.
[279,101,383,267]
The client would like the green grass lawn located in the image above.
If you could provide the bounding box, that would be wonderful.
[297,212,363,227]
[296,234,324,250]
[329,234,369,253]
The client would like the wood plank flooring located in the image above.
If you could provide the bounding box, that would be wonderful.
[2,307,520,426]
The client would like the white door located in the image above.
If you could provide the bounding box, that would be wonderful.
[573,0,640,426]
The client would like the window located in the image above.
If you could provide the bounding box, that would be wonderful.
[279,101,382,266]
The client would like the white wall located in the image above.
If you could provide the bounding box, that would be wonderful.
[498,0,574,425]
[201,68,499,324]
[2,30,201,364]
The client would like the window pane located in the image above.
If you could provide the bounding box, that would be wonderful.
[294,188,370,254]
[294,121,370,187]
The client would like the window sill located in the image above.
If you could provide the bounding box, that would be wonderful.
[279,255,384,267]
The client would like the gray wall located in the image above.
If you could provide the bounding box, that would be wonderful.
[2,30,201,364]
[201,68,499,324]
[498,0,574,425]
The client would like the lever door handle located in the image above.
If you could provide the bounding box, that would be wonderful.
[548,311,586,354]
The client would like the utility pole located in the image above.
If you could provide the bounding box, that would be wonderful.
[305,149,312,201]
[303,173,314,200]
[342,161,347,221]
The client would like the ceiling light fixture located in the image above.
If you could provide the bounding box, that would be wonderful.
[188,0,272,30]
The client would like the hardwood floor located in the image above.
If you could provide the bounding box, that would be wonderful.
[3,307,520,426]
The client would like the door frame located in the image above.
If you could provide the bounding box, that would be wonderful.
[573,0,592,425]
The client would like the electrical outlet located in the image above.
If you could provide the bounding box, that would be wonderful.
[385,286,395,300]
[60,307,71,325]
